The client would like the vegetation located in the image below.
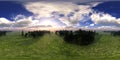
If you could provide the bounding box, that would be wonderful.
[111,31,120,36]
[56,30,96,45]
[0,31,7,36]
[0,31,120,60]
[21,31,50,38]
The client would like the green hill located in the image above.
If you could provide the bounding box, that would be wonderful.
[0,32,120,60]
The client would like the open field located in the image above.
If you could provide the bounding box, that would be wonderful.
[0,32,120,60]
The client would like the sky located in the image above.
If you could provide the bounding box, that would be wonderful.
[0,0,120,31]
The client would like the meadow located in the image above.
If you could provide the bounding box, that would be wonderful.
[0,32,120,60]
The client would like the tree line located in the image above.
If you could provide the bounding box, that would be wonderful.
[21,30,50,38]
[56,29,96,45]
[111,31,120,36]
[0,30,97,46]
[21,30,96,45]
[0,31,7,36]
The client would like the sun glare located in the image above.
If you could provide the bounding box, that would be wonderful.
[31,18,65,31]
[38,18,60,27]
[40,20,54,26]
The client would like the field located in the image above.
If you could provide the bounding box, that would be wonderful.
[0,32,120,60]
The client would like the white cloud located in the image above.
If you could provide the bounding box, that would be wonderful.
[13,19,32,27]
[24,1,98,27]
[0,18,13,27]
[90,24,95,26]
[97,26,120,31]
[30,17,66,27]
[91,12,120,26]
[12,15,33,27]
[0,15,32,28]
[25,2,78,17]
[0,18,11,24]
[1,1,120,31]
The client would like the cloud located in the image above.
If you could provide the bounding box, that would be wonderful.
[0,15,32,28]
[0,18,12,27]
[0,18,11,23]
[30,17,66,28]
[90,24,95,26]
[13,15,32,27]
[2,0,119,3]
[24,1,99,27]
[96,26,120,31]
[90,12,120,27]
[0,1,120,31]
[24,2,78,17]
[13,19,32,27]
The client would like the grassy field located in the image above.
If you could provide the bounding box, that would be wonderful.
[0,32,120,60]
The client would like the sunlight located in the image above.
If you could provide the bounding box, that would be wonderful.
[29,18,66,31]
[38,18,61,28]
[40,19,54,26]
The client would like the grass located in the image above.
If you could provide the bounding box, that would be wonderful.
[0,32,120,60]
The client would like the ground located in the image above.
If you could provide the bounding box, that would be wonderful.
[0,32,120,60]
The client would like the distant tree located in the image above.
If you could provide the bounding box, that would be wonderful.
[21,30,24,36]
[56,29,96,46]
[0,31,7,36]
[111,31,120,36]
[23,30,50,38]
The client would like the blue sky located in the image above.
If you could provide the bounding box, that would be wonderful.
[93,1,120,18]
[0,1,33,20]
[0,1,120,31]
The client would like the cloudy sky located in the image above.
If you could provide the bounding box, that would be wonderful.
[0,0,120,31]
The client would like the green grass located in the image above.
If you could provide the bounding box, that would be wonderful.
[0,32,120,60]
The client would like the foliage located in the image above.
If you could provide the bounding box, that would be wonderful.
[56,30,96,45]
